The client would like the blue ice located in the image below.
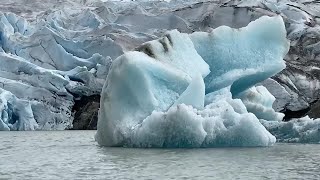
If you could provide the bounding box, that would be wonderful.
[96,16,289,147]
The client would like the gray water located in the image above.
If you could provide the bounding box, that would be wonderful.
[1,131,320,179]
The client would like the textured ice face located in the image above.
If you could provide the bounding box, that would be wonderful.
[190,16,289,96]
[236,86,284,122]
[262,116,320,143]
[96,30,209,146]
[0,11,112,130]
[96,16,288,147]
[0,88,38,131]
[132,98,275,148]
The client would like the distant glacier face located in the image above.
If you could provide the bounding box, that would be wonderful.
[0,11,112,130]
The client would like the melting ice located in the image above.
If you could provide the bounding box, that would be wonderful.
[95,16,290,147]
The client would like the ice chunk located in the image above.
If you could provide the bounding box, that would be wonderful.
[96,16,287,147]
[173,73,205,110]
[132,105,207,148]
[0,89,12,131]
[190,16,289,96]
[130,99,275,148]
[96,30,211,146]
[204,87,232,106]
[136,30,210,78]
[258,78,296,112]
[11,100,38,131]
[262,116,320,143]
[96,51,191,146]
[0,88,38,131]
[0,120,9,131]
[236,86,284,121]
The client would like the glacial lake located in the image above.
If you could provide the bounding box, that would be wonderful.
[1,131,320,179]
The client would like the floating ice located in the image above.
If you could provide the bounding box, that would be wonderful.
[236,86,284,122]
[96,16,289,147]
[131,97,275,148]
[262,116,320,143]
[96,30,208,146]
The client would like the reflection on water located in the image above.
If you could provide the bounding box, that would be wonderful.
[0,131,320,179]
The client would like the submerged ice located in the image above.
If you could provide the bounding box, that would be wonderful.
[95,16,289,147]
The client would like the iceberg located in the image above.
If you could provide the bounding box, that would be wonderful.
[96,30,208,146]
[96,15,289,147]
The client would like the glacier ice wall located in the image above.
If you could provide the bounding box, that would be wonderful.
[0,11,112,130]
[96,16,289,147]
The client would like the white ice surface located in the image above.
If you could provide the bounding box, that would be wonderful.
[190,16,289,96]
[96,16,288,147]
[236,86,284,122]
[262,116,320,143]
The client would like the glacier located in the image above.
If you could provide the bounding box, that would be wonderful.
[0,88,38,131]
[95,16,288,147]
[0,10,112,130]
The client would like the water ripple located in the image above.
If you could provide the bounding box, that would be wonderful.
[1,131,320,179]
